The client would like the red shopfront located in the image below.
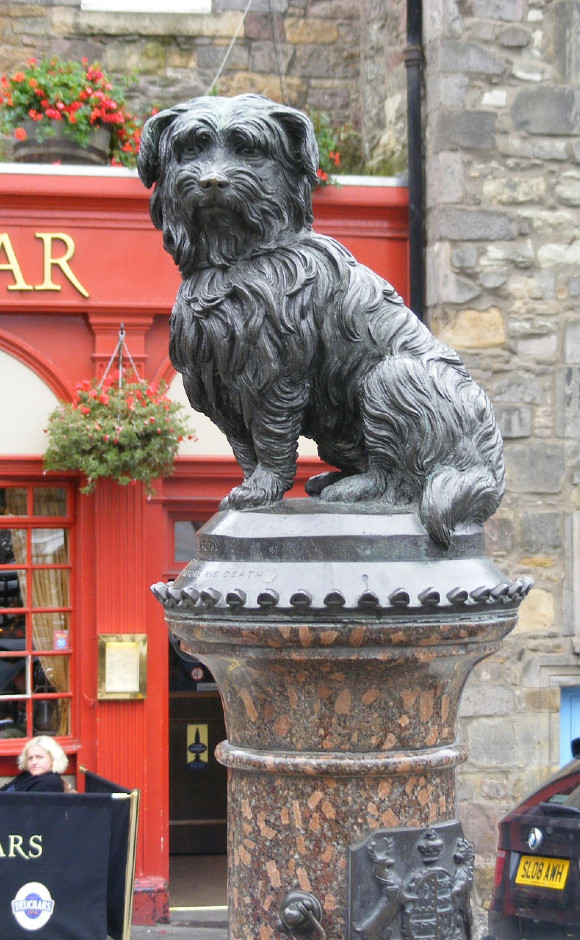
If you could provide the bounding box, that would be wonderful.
[0,167,408,923]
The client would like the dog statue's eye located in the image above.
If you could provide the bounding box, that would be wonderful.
[180,137,209,159]
[235,142,261,157]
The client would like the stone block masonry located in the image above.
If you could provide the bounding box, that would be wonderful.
[425,0,580,904]
[0,0,408,171]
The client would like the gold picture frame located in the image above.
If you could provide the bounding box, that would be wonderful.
[97,634,148,700]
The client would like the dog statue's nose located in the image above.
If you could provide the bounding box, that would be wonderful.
[198,171,231,191]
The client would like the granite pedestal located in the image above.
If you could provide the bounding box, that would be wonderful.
[153,501,529,940]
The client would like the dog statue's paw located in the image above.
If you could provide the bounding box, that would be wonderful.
[319,470,386,504]
[220,467,288,510]
[304,471,345,496]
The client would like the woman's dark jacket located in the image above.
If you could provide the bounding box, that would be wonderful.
[0,771,64,792]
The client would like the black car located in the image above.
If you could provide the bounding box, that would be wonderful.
[487,739,580,939]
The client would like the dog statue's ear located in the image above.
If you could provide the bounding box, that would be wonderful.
[138,104,191,188]
[270,105,320,189]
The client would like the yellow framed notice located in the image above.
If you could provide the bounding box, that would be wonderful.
[98,634,147,700]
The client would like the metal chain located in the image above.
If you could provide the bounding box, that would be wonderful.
[98,323,143,390]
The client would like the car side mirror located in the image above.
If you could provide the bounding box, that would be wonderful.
[571,737,580,758]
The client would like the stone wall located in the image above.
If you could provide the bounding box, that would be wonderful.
[360,0,407,172]
[0,0,407,170]
[424,0,580,897]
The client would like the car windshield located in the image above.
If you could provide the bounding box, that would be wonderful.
[544,783,580,809]
[512,760,580,816]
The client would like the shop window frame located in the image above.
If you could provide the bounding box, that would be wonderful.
[560,686,580,766]
[164,505,215,583]
[0,481,75,753]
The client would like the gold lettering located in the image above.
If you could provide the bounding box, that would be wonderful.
[28,834,42,858]
[9,834,28,859]
[35,232,89,298]
[0,835,42,860]
[0,233,34,291]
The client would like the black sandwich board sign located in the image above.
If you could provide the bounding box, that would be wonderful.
[0,773,139,940]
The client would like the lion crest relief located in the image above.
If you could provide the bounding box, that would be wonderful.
[349,823,474,940]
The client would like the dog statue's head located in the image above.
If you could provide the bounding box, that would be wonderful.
[138,94,320,272]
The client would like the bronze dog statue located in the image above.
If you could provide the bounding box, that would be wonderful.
[138,94,504,547]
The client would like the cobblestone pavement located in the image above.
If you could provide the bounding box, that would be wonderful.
[131,927,227,939]
[128,901,491,939]
[130,907,227,939]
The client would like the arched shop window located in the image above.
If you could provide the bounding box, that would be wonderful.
[0,484,73,742]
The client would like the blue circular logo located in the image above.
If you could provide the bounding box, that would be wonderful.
[11,882,55,931]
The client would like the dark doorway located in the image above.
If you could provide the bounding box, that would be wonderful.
[169,642,227,855]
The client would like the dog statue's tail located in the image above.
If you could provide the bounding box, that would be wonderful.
[420,464,504,549]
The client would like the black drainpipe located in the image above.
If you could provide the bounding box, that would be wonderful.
[404,0,425,321]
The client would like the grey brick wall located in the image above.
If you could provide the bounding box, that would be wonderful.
[425,0,580,899]
[0,0,407,170]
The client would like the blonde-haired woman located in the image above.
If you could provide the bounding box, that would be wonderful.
[0,735,68,792]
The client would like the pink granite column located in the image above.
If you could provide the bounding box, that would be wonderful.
[156,504,529,939]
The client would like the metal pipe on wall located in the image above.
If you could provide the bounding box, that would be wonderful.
[404,0,425,321]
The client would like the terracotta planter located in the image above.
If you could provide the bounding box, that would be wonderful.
[13,122,112,166]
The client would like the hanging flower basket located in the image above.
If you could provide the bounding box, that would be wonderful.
[43,329,194,494]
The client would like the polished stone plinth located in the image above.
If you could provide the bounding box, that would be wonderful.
[153,501,529,940]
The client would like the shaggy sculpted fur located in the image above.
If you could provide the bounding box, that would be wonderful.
[138,94,504,547]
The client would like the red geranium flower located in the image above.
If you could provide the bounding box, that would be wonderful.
[0,54,146,168]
